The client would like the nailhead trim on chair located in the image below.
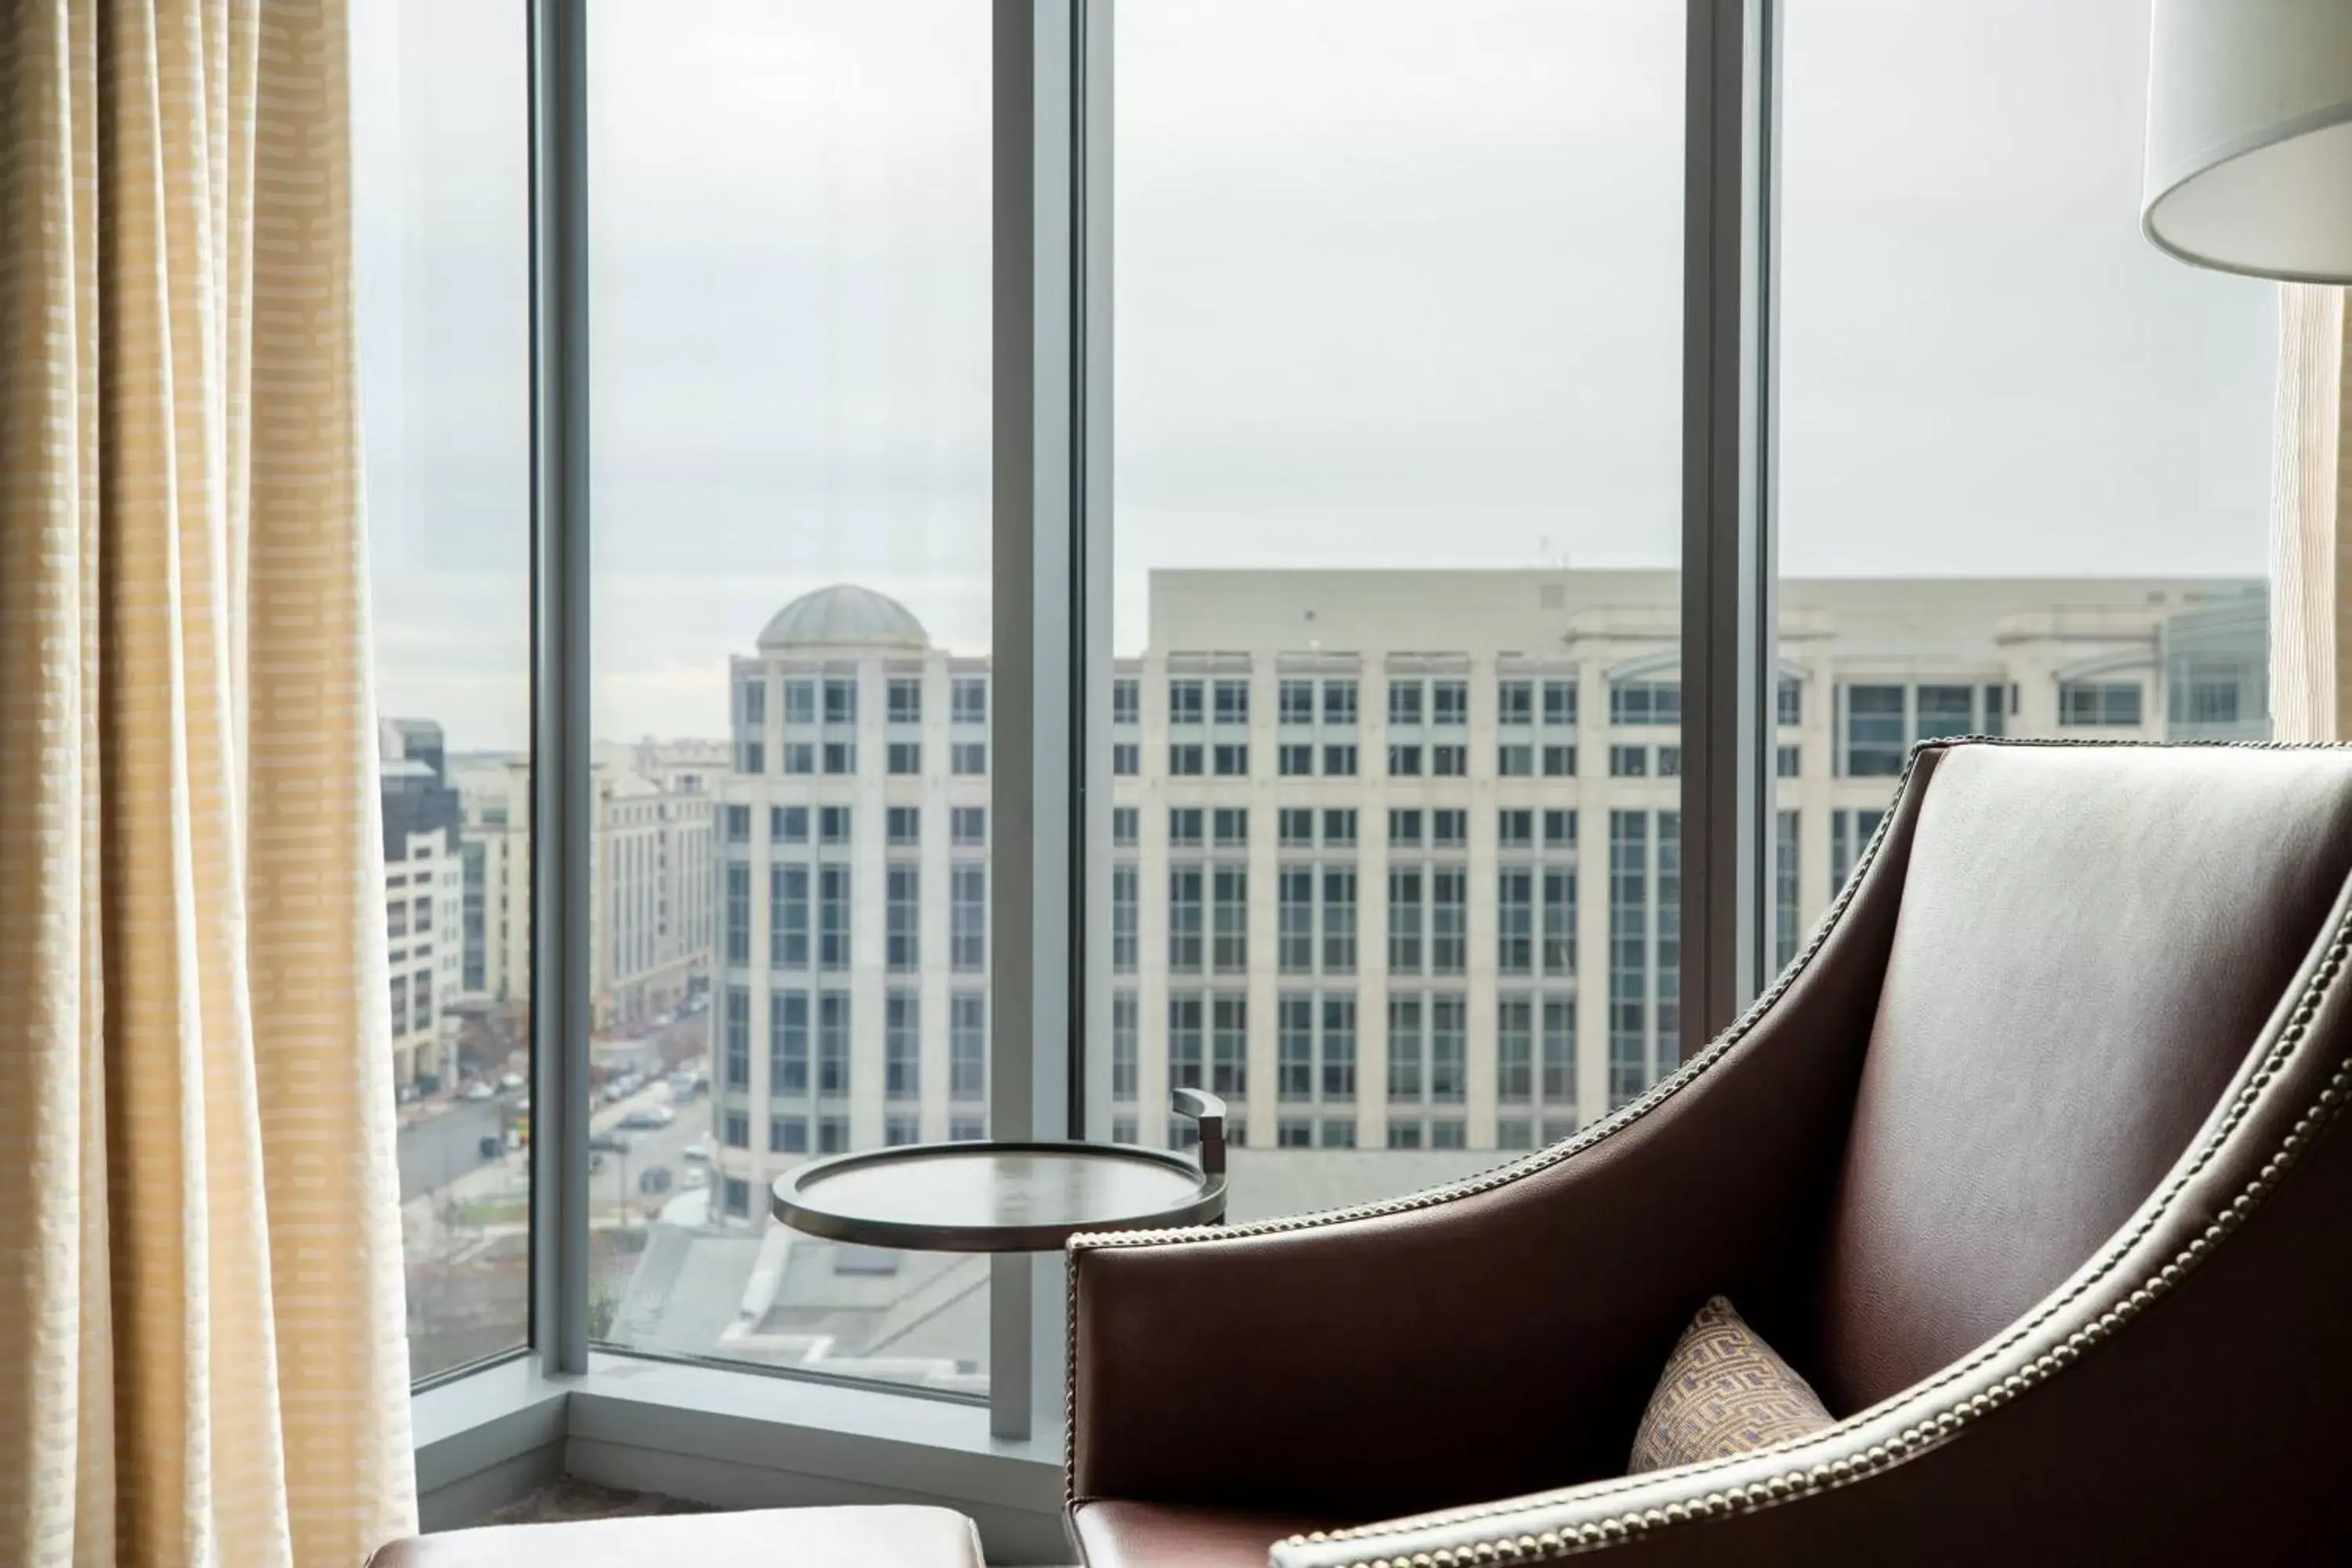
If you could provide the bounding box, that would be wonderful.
[1061,739,2352,1548]
[1253,738,2352,1565]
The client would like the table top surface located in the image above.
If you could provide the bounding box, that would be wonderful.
[769,1140,1226,1252]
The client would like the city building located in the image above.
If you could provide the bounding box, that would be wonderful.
[590,760,717,1031]
[705,572,2267,1223]
[448,745,717,1034]
[452,757,532,1005]
[382,718,465,1090]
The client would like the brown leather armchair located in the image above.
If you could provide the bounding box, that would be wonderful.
[1065,739,2352,1566]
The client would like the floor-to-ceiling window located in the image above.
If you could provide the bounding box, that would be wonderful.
[355,0,535,1385]
[580,0,994,1392]
[368,3,2285,1472]
[1772,0,2272,953]
[1094,0,1685,1210]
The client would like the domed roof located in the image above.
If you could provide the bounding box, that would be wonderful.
[757,584,930,652]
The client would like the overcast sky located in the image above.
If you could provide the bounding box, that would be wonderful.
[354,0,2275,752]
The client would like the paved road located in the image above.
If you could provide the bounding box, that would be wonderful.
[587,1092,717,1220]
[398,1098,510,1203]
[397,1069,717,1210]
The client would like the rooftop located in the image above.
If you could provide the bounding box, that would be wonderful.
[757,584,930,653]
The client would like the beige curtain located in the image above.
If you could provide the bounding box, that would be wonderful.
[2270,285,2352,743]
[0,3,416,1566]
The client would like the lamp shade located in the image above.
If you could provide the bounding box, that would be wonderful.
[2142,0,2352,281]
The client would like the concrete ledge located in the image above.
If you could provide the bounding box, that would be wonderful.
[409,1352,1066,1563]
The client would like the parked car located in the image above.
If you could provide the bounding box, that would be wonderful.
[619,1106,673,1131]
[666,1070,697,1098]
[637,1166,672,1196]
[460,1081,494,1102]
[587,1130,634,1154]
[681,1135,713,1163]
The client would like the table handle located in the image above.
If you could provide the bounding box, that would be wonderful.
[1171,1087,1226,1177]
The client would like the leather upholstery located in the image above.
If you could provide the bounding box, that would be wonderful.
[366,1504,984,1568]
[1806,743,2352,1412]
[1065,747,1936,1526]
[1067,742,2352,1567]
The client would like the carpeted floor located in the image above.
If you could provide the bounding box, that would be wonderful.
[474,1479,711,1526]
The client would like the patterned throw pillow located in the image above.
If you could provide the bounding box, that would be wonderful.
[1628,1296,1834,1473]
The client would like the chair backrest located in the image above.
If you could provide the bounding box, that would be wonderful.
[1804,742,2352,1414]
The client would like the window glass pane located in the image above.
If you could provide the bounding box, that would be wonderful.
[1775,0,2271,985]
[1095,0,1679,1203]
[357,0,532,1384]
[586,0,991,1393]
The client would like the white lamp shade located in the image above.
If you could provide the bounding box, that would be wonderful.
[2143,0,2352,281]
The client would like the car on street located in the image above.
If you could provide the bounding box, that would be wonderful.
[587,1130,635,1153]
[681,1167,708,1190]
[497,1073,524,1092]
[681,1135,713,1163]
[459,1081,494,1102]
[637,1167,672,1196]
[619,1106,674,1131]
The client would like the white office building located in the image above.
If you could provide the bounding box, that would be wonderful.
[704,573,2266,1223]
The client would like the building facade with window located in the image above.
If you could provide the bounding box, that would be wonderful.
[706,572,2266,1219]
[382,719,466,1091]
[448,746,715,1033]
[709,586,994,1217]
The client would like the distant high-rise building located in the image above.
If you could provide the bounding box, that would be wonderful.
[701,572,2267,1224]
[381,718,464,1088]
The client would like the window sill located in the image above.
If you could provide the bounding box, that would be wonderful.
[410,1353,1066,1560]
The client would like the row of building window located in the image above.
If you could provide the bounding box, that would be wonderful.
[1116,675,1710,731]
[720,985,989,1102]
[1123,741,1596,779]
[721,861,985,975]
[388,968,434,1036]
[1110,859,1579,981]
[1101,989,1577,1109]
[723,804,985,848]
[739,673,989,730]
[1134,805,1575,851]
[733,739,989,778]
[386,896,436,937]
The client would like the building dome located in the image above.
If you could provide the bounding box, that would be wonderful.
[756,584,930,652]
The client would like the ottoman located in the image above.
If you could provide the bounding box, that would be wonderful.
[365,1504,986,1566]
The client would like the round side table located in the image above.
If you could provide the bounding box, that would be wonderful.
[769,1088,1228,1253]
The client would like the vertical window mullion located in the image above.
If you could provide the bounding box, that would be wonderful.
[1679,0,1778,1057]
[526,0,592,1377]
[989,0,1094,1445]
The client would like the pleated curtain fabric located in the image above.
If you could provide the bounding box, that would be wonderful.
[2270,285,2352,744]
[0,3,417,1565]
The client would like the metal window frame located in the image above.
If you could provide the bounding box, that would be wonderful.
[526,0,592,1377]
[1681,0,1781,1049]
[986,0,1104,1442]
[500,0,1778,1468]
